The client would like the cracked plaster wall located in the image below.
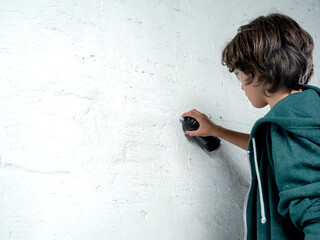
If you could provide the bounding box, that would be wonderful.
[0,0,319,240]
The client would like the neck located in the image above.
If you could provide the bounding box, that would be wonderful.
[267,88,302,108]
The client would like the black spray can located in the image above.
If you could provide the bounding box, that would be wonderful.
[182,117,221,151]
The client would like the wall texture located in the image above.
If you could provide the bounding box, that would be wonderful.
[0,0,319,239]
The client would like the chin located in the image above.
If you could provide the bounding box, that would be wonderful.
[249,99,268,108]
[253,103,268,108]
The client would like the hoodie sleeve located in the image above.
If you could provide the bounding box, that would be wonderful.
[270,124,320,240]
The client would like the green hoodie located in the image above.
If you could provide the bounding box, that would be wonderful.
[245,85,320,240]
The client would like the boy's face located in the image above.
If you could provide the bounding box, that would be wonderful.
[235,70,268,108]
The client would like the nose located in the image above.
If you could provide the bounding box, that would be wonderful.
[241,85,244,90]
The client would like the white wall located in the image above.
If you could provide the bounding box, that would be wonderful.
[0,0,319,239]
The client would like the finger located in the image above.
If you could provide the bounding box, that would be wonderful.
[186,130,198,137]
[184,109,200,116]
[181,112,191,118]
[191,109,201,114]
[181,110,199,118]
[185,130,192,136]
[181,110,193,117]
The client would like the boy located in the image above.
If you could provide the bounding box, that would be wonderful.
[182,13,320,240]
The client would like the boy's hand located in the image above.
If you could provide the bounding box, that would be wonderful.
[181,109,220,137]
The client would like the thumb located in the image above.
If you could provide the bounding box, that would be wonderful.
[185,130,196,137]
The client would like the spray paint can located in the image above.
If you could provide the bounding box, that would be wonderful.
[182,117,221,151]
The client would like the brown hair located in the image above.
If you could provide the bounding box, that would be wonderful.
[222,13,314,95]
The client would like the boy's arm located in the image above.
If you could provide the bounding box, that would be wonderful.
[215,127,250,151]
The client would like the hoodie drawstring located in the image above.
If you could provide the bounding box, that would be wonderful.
[252,138,267,224]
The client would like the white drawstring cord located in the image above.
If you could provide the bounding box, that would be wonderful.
[252,138,267,224]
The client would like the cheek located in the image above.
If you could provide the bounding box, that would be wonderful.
[243,87,263,107]
[242,86,250,96]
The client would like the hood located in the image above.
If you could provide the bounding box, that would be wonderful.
[247,84,320,226]
[250,84,320,148]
